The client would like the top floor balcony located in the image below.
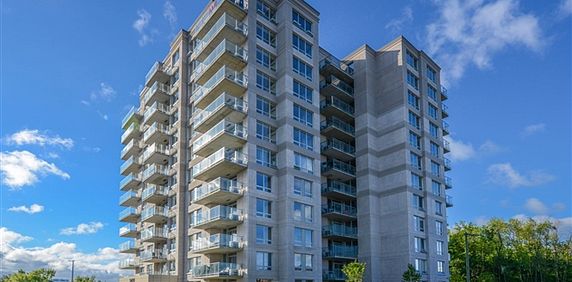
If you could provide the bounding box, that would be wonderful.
[191,13,248,62]
[189,0,247,39]
[319,56,354,82]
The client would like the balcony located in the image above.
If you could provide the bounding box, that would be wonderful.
[141,184,169,205]
[119,240,138,254]
[446,195,454,207]
[321,180,356,200]
[441,103,449,118]
[120,173,140,191]
[119,190,140,207]
[121,139,141,160]
[119,258,138,269]
[323,270,346,281]
[320,75,354,103]
[192,93,247,133]
[121,122,140,144]
[190,205,243,230]
[141,143,171,165]
[323,246,358,260]
[322,159,356,181]
[445,176,453,189]
[320,96,354,120]
[119,207,140,223]
[443,139,451,153]
[145,61,170,86]
[143,122,170,145]
[122,107,141,130]
[191,39,247,85]
[191,66,247,109]
[192,13,248,62]
[441,85,448,100]
[444,157,452,171]
[322,224,358,240]
[141,206,169,224]
[321,117,355,141]
[141,164,170,184]
[141,227,168,243]
[142,81,171,107]
[190,0,247,39]
[442,121,450,135]
[319,56,354,82]
[119,224,138,238]
[193,120,246,157]
[190,233,243,254]
[191,177,244,205]
[321,138,355,161]
[322,202,357,221]
[143,102,171,126]
[191,148,247,181]
[120,156,141,176]
[140,248,168,263]
[188,262,243,280]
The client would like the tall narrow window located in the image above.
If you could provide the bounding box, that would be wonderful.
[256,172,271,193]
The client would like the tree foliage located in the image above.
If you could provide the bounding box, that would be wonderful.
[449,218,572,282]
[402,263,421,282]
[0,269,55,282]
[342,260,366,282]
[75,276,97,282]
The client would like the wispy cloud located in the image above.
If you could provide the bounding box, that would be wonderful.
[521,122,546,137]
[385,6,413,33]
[0,150,70,189]
[425,0,543,84]
[558,0,572,17]
[524,198,549,215]
[487,162,554,188]
[60,222,104,235]
[163,1,178,29]
[446,137,503,161]
[89,82,116,103]
[8,204,44,214]
[133,9,153,46]
[5,129,73,149]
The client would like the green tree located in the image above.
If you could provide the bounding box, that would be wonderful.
[0,269,56,282]
[342,260,366,282]
[75,275,96,282]
[402,264,421,282]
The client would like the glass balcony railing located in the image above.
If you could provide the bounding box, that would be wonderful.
[320,57,354,76]
[143,101,171,122]
[191,66,247,103]
[446,195,453,207]
[190,0,248,35]
[119,224,137,236]
[142,81,171,106]
[321,180,356,197]
[323,245,358,258]
[120,156,140,173]
[119,207,138,220]
[120,173,139,189]
[444,158,452,170]
[320,75,354,97]
[191,177,244,202]
[143,122,170,142]
[190,233,242,252]
[442,121,450,133]
[194,120,246,152]
[322,159,356,176]
[190,205,242,227]
[141,164,170,181]
[119,190,139,205]
[145,62,162,83]
[443,139,451,152]
[320,96,355,116]
[191,39,247,81]
[321,117,355,136]
[141,184,169,201]
[192,13,248,60]
[141,143,171,161]
[140,248,167,261]
[445,176,453,188]
[322,202,357,217]
[321,138,355,155]
[119,258,138,269]
[119,240,136,251]
[188,262,242,278]
[140,227,168,241]
[121,122,139,143]
[441,85,448,98]
[122,107,138,129]
[141,206,169,221]
[323,270,346,281]
[192,93,246,127]
[121,139,139,158]
[191,148,247,177]
[322,224,358,238]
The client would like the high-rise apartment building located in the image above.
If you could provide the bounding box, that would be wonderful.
[118,1,452,282]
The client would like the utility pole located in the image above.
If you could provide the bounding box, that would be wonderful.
[70,260,75,282]
[465,232,470,282]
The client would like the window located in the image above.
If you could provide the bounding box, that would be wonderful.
[293,33,312,58]
[436,221,444,236]
[435,201,443,216]
[294,152,314,174]
[410,152,422,170]
[427,66,437,82]
[431,161,440,177]
[256,146,276,168]
[428,103,438,119]
[256,70,276,94]
[294,253,313,271]
[256,46,276,71]
[414,237,426,253]
[436,240,444,255]
[437,261,445,273]
[408,111,420,129]
[407,71,419,90]
[294,177,312,197]
[256,225,272,244]
[414,216,425,232]
[256,198,272,218]
[409,131,421,150]
[256,252,272,270]
[408,91,419,110]
[257,172,271,193]
[432,180,441,196]
[413,194,424,210]
[429,122,439,138]
[293,202,313,223]
[257,1,276,23]
[293,56,313,81]
[411,173,423,189]
[293,127,314,150]
[256,121,276,143]
[256,96,276,119]
[406,50,418,70]
[294,227,313,247]
[293,79,313,103]
[256,22,276,47]
[428,85,438,101]
[172,50,180,65]
[293,104,313,126]
[430,142,439,157]
[292,9,312,36]
[415,258,427,273]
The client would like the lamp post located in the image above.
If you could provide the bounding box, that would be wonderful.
[70,260,75,282]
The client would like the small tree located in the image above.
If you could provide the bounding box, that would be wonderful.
[402,264,421,282]
[75,276,96,282]
[342,260,366,282]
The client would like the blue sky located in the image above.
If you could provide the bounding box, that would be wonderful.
[1,0,570,280]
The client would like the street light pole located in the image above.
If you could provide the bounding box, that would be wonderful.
[70,260,75,282]
[465,232,470,282]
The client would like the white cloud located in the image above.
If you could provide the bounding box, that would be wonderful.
[0,151,70,189]
[60,222,104,235]
[521,123,546,136]
[487,162,554,188]
[558,0,572,17]
[89,82,116,102]
[8,204,44,214]
[446,137,502,161]
[479,140,503,154]
[426,0,543,84]
[524,198,548,215]
[553,202,567,212]
[512,214,572,240]
[0,227,128,280]
[6,129,73,149]
[385,6,413,32]
[133,9,153,46]
[163,1,178,28]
